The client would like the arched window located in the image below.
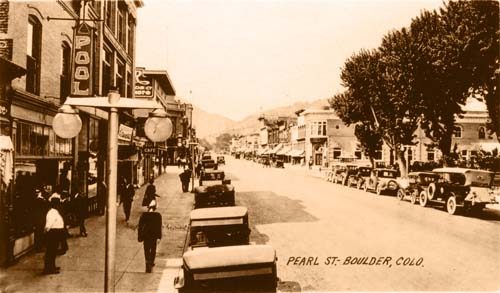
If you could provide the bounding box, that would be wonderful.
[26,15,42,94]
[453,126,462,138]
[478,127,486,139]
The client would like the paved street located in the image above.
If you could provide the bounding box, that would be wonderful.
[1,160,500,292]
[224,157,500,292]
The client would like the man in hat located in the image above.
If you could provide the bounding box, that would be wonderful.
[137,200,162,273]
[44,198,65,274]
[34,188,48,252]
[142,178,159,207]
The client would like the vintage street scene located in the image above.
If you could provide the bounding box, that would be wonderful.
[0,0,499,292]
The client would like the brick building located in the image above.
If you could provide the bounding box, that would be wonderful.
[0,0,143,265]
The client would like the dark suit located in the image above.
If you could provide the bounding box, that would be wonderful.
[138,211,162,272]
[72,193,87,235]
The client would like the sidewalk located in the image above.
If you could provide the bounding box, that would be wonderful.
[0,166,193,292]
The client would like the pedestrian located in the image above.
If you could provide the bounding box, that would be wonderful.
[98,180,107,215]
[308,157,313,170]
[119,177,135,222]
[72,190,88,237]
[43,198,64,274]
[142,178,159,207]
[58,190,70,255]
[34,187,48,252]
[137,200,162,273]
[179,168,191,192]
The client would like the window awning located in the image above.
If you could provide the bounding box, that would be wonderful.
[469,142,500,153]
[258,147,270,156]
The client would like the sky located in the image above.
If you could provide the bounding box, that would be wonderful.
[136,0,444,121]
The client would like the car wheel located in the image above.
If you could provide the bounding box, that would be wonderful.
[363,182,368,192]
[410,193,417,204]
[357,181,362,189]
[376,185,382,196]
[446,196,458,215]
[419,191,428,207]
[397,189,405,201]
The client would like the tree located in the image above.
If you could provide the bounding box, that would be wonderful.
[214,133,233,152]
[198,138,212,151]
[354,122,383,168]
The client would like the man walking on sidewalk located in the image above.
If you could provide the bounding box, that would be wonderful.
[119,177,135,222]
[43,198,64,274]
[137,200,162,273]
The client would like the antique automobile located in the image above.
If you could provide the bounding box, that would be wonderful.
[347,166,373,189]
[363,168,399,195]
[328,163,357,185]
[201,159,217,171]
[275,159,285,168]
[396,172,439,204]
[174,207,278,292]
[419,168,498,215]
[217,156,225,165]
[195,170,235,209]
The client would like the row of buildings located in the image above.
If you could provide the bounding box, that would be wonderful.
[0,1,194,265]
[231,98,499,169]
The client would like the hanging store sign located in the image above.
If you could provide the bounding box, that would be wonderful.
[134,68,154,98]
[71,22,94,96]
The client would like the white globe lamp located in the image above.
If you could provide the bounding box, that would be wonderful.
[144,108,172,142]
[52,105,82,139]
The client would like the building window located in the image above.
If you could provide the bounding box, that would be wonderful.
[333,147,341,159]
[26,15,42,94]
[126,70,132,98]
[102,47,112,94]
[105,0,115,33]
[127,17,135,56]
[453,126,462,138]
[310,121,327,136]
[478,127,486,139]
[60,42,71,102]
[354,149,362,159]
[373,149,383,160]
[427,150,435,161]
[117,5,126,45]
[407,148,413,164]
[461,150,468,158]
[116,59,125,96]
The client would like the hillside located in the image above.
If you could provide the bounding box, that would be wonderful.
[191,104,236,139]
[193,98,330,140]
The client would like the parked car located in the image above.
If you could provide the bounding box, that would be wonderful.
[334,164,359,185]
[419,168,498,215]
[396,172,439,204]
[363,168,399,195]
[347,166,373,189]
[201,159,217,171]
[194,170,235,209]
[174,207,278,292]
[217,156,225,165]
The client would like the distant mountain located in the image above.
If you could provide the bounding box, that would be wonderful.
[192,98,330,140]
[190,104,236,139]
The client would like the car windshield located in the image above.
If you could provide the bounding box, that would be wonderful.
[190,225,250,247]
[202,172,224,180]
[379,171,397,178]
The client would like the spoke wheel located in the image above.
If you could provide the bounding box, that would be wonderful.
[446,196,458,215]
[397,189,405,201]
[410,193,416,205]
[419,191,428,207]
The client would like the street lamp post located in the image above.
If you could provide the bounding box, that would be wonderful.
[52,91,171,292]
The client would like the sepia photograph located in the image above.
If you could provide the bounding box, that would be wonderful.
[0,0,499,292]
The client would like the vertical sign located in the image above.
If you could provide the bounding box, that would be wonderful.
[71,22,94,96]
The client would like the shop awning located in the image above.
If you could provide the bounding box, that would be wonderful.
[258,147,270,156]
[288,149,305,157]
[276,146,291,156]
[268,144,283,155]
[0,136,14,151]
